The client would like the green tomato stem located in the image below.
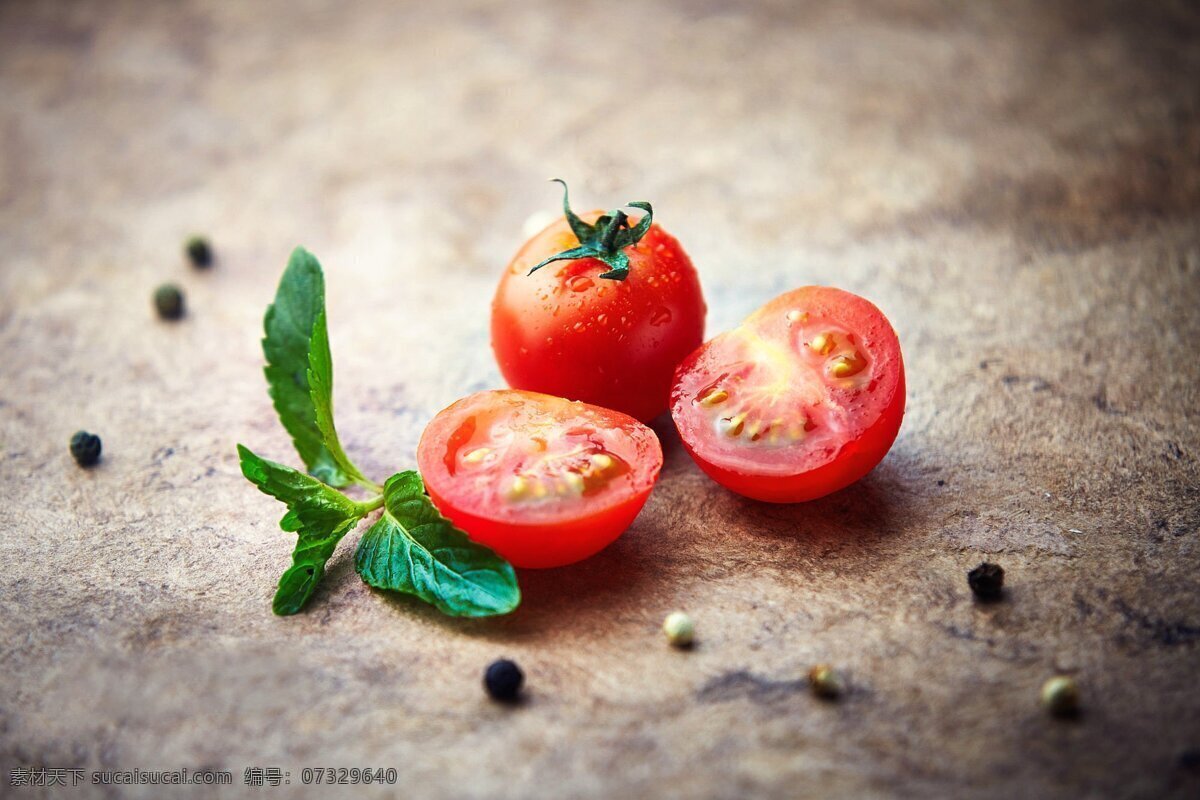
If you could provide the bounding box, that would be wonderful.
[525,180,653,281]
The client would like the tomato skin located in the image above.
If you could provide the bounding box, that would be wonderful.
[423,483,651,569]
[670,287,905,503]
[491,213,706,422]
[417,390,663,568]
[673,369,905,502]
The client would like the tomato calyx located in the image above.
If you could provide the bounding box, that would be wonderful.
[526,178,653,281]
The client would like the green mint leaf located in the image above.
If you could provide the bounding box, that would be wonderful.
[262,246,350,488]
[237,444,370,615]
[237,443,362,531]
[273,518,361,615]
[355,471,520,617]
[308,309,373,489]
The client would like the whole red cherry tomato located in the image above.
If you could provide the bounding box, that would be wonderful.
[670,287,905,503]
[491,181,706,422]
[417,389,663,568]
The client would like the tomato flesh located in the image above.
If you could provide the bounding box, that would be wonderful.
[491,212,706,422]
[417,390,663,568]
[670,287,905,503]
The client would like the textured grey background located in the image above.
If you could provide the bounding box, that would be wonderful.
[1,1,1199,798]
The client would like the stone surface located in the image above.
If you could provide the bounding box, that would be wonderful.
[2,1,1199,798]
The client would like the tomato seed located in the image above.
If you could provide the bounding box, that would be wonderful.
[462,447,491,464]
[809,333,834,355]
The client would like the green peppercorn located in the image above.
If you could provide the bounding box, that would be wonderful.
[69,430,102,467]
[809,664,845,699]
[968,562,1005,601]
[484,658,524,703]
[185,235,213,268]
[1040,675,1080,717]
[154,283,185,320]
[662,611,694,647]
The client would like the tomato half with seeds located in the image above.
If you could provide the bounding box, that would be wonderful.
[417,390,663,568]
[670,287,905,503]
[491,182,706,422]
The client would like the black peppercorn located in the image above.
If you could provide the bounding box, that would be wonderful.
[154,284,185,320]
[185,235,213,268]
[69,430,102,467]
[967,562,1005,601]
[484,658,524,703]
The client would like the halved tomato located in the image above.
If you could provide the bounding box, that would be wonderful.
[670,287,905,503]
[417,390,663,568]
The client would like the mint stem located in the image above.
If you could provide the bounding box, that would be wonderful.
[355,492,385,515]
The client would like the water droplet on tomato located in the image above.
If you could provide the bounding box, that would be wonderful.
[650,306,672,326]
[566,275,594,292]
[596,313,608,325]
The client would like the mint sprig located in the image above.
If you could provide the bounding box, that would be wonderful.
[238,248,519,617]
